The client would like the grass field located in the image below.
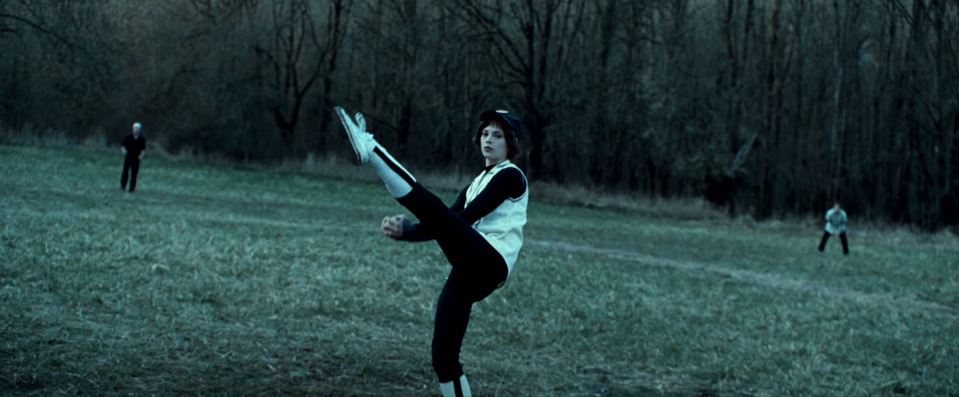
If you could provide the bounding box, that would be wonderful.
[1,145,958,397]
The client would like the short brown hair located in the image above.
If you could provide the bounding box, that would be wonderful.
[473,120,523,161]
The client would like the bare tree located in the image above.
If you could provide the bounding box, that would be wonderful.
[451,0,586,180]
[2,0,957,228]
[255,0,351,154]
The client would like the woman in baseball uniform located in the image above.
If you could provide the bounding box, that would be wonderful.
[335,106,528,397]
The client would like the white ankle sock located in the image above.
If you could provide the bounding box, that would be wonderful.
[439,374,471,397]
[370,143,415,198]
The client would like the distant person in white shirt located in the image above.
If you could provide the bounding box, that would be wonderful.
[818,203,849,255]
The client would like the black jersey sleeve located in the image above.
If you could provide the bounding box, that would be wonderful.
[396,168,525,241]
[456,168,525,225]
[395,217,434,242]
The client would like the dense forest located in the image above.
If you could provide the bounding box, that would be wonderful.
[1,0,957,229]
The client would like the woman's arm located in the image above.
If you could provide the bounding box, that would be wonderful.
[390,168,525,240]
[396,217,438,242]
[455,168,526,225]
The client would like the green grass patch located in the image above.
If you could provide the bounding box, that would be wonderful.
[1,145,957,396]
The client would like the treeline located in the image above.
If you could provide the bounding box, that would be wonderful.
[1,0,957,229]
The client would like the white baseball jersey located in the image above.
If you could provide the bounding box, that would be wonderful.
[465,160,528,275]
[825,208,847,234]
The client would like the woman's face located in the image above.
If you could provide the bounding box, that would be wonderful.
[480,122,508,166]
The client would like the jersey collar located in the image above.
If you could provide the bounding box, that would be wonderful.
[483,160,511,173]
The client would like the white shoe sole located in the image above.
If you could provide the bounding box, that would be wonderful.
[335,106,370,165]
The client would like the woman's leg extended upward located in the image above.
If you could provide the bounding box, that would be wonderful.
[336,107,507,395]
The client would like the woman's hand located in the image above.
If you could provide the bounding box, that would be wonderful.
[380,214,407,239]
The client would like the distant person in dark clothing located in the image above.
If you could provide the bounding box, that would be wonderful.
[818,202,849,255]
[121,122,146,192]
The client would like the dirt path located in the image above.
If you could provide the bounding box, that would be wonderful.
[529,240,958,316]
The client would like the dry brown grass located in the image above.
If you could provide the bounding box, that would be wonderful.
[277,151,726,223]
[2,145,958,397]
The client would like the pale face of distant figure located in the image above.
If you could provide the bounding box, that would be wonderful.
[480,121,507,166]
[132,123,141,137]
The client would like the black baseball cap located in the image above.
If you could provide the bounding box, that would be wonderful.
[480,109,522,140]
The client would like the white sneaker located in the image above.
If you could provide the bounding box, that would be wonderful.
[334,106,374,165]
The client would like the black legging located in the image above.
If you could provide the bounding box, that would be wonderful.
[121,156,140,191]
[397,182,508,382]
[818,231,849,254]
